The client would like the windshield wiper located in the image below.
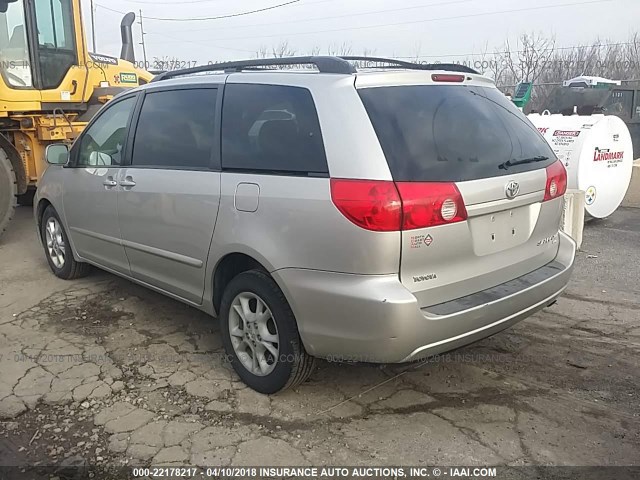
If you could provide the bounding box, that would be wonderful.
[498,156,549,170]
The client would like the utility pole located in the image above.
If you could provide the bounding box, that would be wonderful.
[90,0,96,52]
[139,10,148,66]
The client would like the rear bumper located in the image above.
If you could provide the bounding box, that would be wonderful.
[274,231,576,363]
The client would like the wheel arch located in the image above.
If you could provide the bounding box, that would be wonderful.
[0,134,27,195]
[211,252,270,316]
[36,197,54,234]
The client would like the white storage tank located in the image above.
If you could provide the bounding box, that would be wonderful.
[528,112,634,218]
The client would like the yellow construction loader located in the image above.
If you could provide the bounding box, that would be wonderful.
[0,0,152,237]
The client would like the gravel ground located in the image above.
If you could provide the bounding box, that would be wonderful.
[0,206,638,470]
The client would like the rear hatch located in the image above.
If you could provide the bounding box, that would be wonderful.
[358,79,565,307]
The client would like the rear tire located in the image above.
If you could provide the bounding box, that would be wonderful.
[220,270,315,394]
[0,148,17,240]
[40,206,91,280]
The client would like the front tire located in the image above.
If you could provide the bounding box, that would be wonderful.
[40,206,91,280]
[220,270,315,394]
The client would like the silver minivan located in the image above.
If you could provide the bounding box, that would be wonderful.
[35,57,576,393]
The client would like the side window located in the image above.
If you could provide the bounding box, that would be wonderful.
[34,0,73,49]
[34,0,76,89]
[131,88,217,169]
[222,84,328,175]
[0,1,33,87]
[77,97,136,167]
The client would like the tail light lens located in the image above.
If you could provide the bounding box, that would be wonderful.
[395,182,467,230]
[330,179,402,232]
[331,179,467,232]
[544,160,567,201]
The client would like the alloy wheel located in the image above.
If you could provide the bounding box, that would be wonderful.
[45,217,66,269]
[228,292,280,376]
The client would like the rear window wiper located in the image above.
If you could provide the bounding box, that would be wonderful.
[498,155,549,170]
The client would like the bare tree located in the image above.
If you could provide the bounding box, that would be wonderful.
[256,32,640,99]
[326,42,353,56]
[362,47,377,58]
[410,42,422,63]
[499,33,556,84]
[272,40,296,58]
[254,45,269,59]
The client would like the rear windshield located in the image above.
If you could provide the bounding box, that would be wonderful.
[358,85,556,182]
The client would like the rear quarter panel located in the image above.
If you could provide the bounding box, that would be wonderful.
[209,173,401,275]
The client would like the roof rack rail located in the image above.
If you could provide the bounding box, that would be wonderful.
[151,56,356,82]
[338,56,480,74]
[150,55,479,83]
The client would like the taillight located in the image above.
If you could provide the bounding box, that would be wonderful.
[330,179,402,232]
[331,179,467,232]
[544,160,567,201]
[396,182,467,230]
[431,74,465,83]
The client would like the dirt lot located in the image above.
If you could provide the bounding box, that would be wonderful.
[0,206,638,470]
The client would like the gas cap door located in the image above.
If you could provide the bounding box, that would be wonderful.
[234,182,260,212]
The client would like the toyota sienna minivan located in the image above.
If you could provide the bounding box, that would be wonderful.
[35,57,576,393]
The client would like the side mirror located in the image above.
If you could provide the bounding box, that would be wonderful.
[45,144,69,165]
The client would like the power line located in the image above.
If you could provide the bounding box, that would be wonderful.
[155,0,474,35]
[93,6,257,52]
[501,79,640,88]
[146,30,256,54]
[117,0,334,6]
[193,0,618,42]
[120,0,226,4]
[95,0,300,22]
[140,37,636,64]
[396,42,636,59]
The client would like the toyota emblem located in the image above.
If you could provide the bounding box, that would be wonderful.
[505,181,520,200]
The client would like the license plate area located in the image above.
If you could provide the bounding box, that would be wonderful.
[468,204,538,256]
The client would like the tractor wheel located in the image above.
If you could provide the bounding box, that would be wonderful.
[0,148,17,240]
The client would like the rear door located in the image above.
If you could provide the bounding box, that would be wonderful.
[116,86,222,304]
[358,83,563,307]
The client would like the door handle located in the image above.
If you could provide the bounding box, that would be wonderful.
[103,178,117,187]
[119,176,136,188]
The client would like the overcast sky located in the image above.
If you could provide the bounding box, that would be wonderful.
[83,0,640,67]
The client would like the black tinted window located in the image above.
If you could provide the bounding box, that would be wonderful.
[222,84,328,175]
[132,88,217,169]
[78,96,136,167]
[359,85,555,182]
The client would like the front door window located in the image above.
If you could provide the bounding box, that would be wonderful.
[77,97,136,167]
